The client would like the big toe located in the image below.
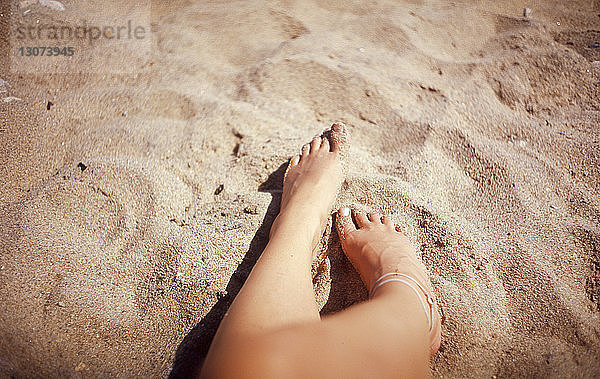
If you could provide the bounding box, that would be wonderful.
[336,207,356,240]
[328,122,348,153]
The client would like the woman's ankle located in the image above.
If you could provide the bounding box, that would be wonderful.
[370,281,430,333]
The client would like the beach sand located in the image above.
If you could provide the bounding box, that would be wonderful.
[1,0,599,377]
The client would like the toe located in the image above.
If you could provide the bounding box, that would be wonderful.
[301,143,310,158]
[336,207,356,240]
[368,212,382,224]
[310,136,321,152]
[290,155,300,166]
[353,209,370,228]
[382,215,393,226]
[329,122,347,153]
[320,137,330,151]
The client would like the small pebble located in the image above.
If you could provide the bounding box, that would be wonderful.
[214,184,224,195]
[2,97,22,103]
[233,142,245,158]
[39,0,65,11]
[57,301,66,307]
[523,8,531,18]
[589,43,600,49]
[243,205,258,214]
[231,129,244,139]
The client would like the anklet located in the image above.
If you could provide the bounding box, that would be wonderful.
[369,272,436,332]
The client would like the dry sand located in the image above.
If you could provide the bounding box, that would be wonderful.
[1,0,600,377]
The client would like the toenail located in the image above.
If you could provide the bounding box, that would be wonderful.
[340,207,350,217]
[332,122,345,133]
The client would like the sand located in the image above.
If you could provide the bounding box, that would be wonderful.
[1,0,600,377]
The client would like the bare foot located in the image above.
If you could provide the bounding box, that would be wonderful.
[269,123,348,253]
[335,207,442,354]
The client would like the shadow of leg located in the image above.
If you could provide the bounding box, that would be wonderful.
[168,163,287,378]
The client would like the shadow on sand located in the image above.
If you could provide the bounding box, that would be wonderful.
[168,163,287,378]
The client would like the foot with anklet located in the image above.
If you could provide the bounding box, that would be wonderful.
[335,207,442,354]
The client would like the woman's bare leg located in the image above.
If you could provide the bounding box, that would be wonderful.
[201,123,348,374]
